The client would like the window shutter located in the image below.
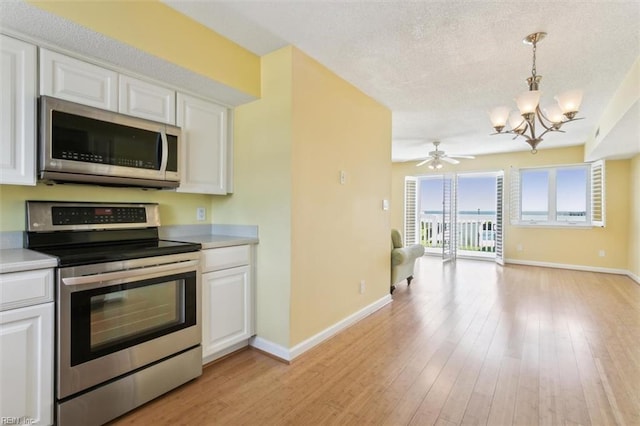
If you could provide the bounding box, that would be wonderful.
[509,167,521,224]
[404,177,418,245]
[495,173,504,265]
[590,160,606,227]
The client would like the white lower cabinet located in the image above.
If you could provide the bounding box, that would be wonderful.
[0,303,54,426]
[202,265,251,356]
[200,245,254,363]
[0,267,54,425]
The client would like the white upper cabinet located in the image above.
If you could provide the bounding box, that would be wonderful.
[176,93,228,195]
[0,35,37,186]
[119,75,176,125]
[40,48,118,111]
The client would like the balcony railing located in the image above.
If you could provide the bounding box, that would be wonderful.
[419,214,496,254]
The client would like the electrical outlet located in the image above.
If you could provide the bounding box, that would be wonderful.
[598,249,605,257]
[196,207,206,221]
[340,170,346,185]
[359,280,366,294]
[516,244,523,252]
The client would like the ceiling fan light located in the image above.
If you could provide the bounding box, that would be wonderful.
[515,90,541,115]
[555,89,583,116]
[489,106,511,131]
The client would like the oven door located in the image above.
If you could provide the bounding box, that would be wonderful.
[57,252,200,399]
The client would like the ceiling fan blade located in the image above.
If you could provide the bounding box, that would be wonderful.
[441,157,460,164]
[447,155,475,159]
[416,158,431,167]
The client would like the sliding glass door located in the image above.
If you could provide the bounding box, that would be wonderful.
[405,171,503,262]
[442,174,457,263]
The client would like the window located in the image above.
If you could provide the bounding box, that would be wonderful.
[510,161,605,227]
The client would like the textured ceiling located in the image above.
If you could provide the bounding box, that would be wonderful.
[165,0,640,161]
[2,1,638,162]
[0,0,256,106]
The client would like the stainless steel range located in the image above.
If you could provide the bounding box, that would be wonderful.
[25,201,202,426]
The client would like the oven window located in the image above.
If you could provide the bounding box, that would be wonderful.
[90,281,181,350]
[70,272,196,366]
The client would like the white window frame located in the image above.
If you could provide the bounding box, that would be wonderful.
[510,161,605,228]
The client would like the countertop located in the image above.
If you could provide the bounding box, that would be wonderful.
[0,249,58,274]
[0,234,258,273]
[171,234,259,250]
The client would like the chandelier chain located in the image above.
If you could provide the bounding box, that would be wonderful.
[531,40,537,78]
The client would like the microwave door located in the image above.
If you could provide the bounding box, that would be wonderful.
[39,96,180,188]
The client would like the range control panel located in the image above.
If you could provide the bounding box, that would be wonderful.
[26,201,161,232]
[52,206,147,225]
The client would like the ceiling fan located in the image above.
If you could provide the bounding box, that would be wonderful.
[415,141,475,169]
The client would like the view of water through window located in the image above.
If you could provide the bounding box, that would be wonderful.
[419,174,497,253]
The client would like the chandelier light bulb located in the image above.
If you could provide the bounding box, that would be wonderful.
[515,90,542,115]
[555,89,583,117]
[544,104,565,125]
[508,110,526,133]
[489,107,511,131]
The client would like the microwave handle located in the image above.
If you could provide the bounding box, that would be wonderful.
[159,129,168,173]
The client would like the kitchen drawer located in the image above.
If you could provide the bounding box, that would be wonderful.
[0,269,54,311]
[202,245,250,273]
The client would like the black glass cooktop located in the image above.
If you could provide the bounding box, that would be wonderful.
[31,239,201,267]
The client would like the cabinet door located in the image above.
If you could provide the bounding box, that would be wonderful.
[202,265,251,358]
[0,303,54,426]
[176,93,227,194]
[40,48,118,111]
[119,75,176,125]
[0,35,36,186]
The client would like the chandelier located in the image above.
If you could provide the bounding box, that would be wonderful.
[488,32,583,154]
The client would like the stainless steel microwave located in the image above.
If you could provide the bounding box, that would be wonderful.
[39,96,181,188]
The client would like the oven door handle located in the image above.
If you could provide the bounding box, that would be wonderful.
[61,260,199,286]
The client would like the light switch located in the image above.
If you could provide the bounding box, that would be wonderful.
[340,170,346,184]
[382,199,389,210]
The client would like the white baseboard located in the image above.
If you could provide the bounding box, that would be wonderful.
[628,271,640,285]
[202,339,249,366]
[249,336,290,362]
[249,294,393,362]
[504,258,630,276]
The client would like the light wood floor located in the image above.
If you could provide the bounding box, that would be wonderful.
[111,257,640,425]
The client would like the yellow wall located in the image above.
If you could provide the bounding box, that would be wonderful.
[289,49,391,346]
[392,145,631,270]
[29,0,260,98]
[210,48,294,347]
[0,183,211,230]
[211,47,392,348]
[630,154,640,279]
